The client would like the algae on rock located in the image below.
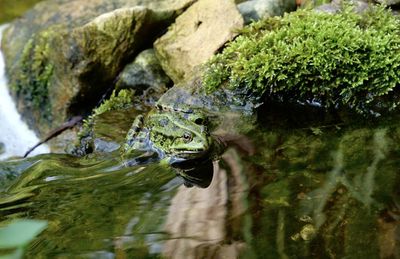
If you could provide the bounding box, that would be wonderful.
[2,0,197,137]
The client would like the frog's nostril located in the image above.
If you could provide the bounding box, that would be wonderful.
[194,118,204,125]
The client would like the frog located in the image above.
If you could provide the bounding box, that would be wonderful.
[123,75,256,166]
[124,105,222,165]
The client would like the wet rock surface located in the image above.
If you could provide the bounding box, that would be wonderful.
[115,49,171,105]
[2,0,196,137]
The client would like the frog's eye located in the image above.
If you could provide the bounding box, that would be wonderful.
[182,132,193,143]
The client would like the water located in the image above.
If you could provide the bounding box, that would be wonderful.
[0,113,399,258]
[0,24,49,160]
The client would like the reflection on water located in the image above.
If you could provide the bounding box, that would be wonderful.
[0,114,400,258]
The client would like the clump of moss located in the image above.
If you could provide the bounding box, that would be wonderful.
[12,30,55,121]
[203,6,400,114]
[92,89,134,116]
[72,89,135,156]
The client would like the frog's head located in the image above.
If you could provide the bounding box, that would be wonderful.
[146,109,212,161]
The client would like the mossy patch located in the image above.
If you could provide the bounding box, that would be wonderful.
[73,89,135,156]
[203,5,400,115]
[11,30,55,121]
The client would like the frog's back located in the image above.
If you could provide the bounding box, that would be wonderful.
[157,76,262,116]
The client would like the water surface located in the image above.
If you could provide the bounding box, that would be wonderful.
[0,113,399,258]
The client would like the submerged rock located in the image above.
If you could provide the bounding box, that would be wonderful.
[154,0,244,83]
[1,0,196,137]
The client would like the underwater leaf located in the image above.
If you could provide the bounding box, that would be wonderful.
[0,219,47,249]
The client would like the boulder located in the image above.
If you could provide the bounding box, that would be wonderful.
[237,0,296,24]
[115,48,171,105]
[154,0,244,83]
[1,0,196,137]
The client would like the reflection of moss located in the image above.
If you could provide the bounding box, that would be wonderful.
[73,89,135,155]
[245,118,400,257]
[203,6,400,114]
[12,30,55,121]
[261,180,291,207]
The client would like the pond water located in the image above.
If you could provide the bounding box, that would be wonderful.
[0,108,399,258]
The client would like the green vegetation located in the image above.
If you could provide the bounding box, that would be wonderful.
[92,89,135,116]
[0,219,47,259]
[0,0,43,24]
[12,31,55,121]
[203,5,400,114]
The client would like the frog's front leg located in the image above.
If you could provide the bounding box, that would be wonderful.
[126,115,144,141]
[124,114,149,153]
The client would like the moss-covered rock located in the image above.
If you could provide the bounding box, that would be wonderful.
[1,0,196,137]
[203,5,400,115]
[71,89,138,156]
[154,0,244,83]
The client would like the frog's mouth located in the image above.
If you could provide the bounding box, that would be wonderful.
[169,149,212,168]
[170,148,209,159]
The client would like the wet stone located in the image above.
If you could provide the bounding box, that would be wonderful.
[115,49,171,105]
[237,0,296,24]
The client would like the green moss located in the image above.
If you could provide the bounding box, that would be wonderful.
[203,5,400,114]
[13,30,55,121]
[93,89,135,116]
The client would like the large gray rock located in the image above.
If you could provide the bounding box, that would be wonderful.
[1,0,196,137]
[154,0,244,83]
[115,48,171,105]
[237,0,296,24]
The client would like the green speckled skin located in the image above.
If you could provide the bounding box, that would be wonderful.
[124,108,212,163]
